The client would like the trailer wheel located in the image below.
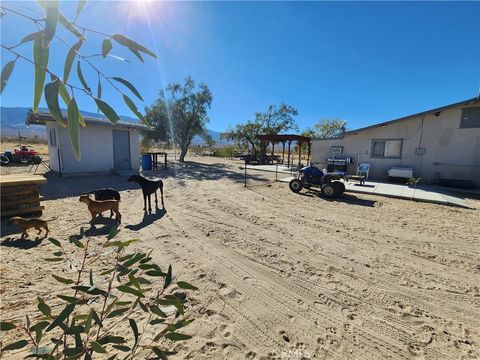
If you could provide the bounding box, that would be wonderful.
[333,181,345,194]
[289,179,303,193]
[321,183,337,198]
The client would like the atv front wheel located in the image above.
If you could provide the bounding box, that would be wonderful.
[321,183,337,198]
[289,179,303,193]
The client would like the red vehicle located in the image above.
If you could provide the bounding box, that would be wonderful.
[2,146,42,165]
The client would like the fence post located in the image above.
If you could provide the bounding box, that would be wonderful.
[275,162,278,181]
[244,160,247,187]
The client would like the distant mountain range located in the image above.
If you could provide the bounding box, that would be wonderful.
[0,106,230,145]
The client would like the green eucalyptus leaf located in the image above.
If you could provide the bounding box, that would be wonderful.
[44,257,63,262]
[90,341,106,354]
[76,61,90,92]
[112,34,156,58]
[1,60,16,94]
[164,332,192,341]
[164,265,172,289]
[84,310,93,333]
[77,0,86,16]
[52,274,74,284]
[57,80,71,110]
[177,281,198,291]
[97,335,126,345]
[129,48,144,63]
[107,225,119,240]
[46,303,75,332]
[2,339,28,351]
[112,345,130,352]
[37,299,51,317]
[102,39,112,58]
[67,97,81,160]
[123,95,146,123]
[58,12,84,39]
[64,40,82,83]
[20,31,44,44]
[33,39,49,112]
[0,322,15,331]
[97,78,102,101]
[128,318,139,346]
[150,305,167,318]
[43,0,59,47]
[47,238,61,247]
[112,77,143,101]
[117,285,144,298]
[91,310,103,328]
[57,295,82,304]
[45,79,66,127]
[153,347,177,358]
[106,307,129,319]
[95,98,119,124]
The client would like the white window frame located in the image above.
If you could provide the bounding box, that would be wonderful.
[371,139,403,159]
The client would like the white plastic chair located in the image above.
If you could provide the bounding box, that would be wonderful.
[357,163,370,179]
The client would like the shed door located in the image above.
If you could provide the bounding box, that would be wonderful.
[113,130,131,170]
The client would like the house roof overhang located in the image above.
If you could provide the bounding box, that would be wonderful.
[313,96,480,140]
[25,110,150,131]
[258,134,311,143]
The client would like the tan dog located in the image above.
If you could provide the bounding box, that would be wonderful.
[7,216,55,238]
[79,195,121,224]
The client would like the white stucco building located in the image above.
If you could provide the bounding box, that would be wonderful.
[311,97,480,188]
[26,111,148,176]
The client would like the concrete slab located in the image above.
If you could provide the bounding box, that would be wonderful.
[278,177,475,209]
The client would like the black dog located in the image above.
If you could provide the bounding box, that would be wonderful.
[127,175,164,214]
[88,188,121,217]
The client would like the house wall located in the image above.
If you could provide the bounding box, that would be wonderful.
[45,122,60,172]
[311,103,480,187]
[48,124,140,174]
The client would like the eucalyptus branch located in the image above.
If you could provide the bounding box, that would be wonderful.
[1,44,91,96]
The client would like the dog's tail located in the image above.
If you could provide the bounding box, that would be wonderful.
[43,216,59,222]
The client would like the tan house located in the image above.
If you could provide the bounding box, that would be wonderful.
[311,97,480,188]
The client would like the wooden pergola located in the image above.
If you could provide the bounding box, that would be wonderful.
[258,134,312,167]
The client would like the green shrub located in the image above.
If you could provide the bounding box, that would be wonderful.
[0,227,196,359]
[213,146,238,158]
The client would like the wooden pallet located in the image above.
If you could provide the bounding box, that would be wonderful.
[1,174,47,217]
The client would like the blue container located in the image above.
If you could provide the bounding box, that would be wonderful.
[141,154,152,171]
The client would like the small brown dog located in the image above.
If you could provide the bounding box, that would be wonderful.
[7,216,55,238]
[79,194,121,224]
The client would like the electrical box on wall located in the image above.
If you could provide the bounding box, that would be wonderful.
[415,147,426,156]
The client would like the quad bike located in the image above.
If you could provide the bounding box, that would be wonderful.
[289,164,346,198]
[1,146,42,165]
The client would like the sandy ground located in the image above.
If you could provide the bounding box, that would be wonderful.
[1,156,479,359]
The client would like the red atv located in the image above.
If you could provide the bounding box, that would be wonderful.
[2,146,42,165]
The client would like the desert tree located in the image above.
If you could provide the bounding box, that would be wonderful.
[145,76,213,162]
[222,103,298,156]
[0,1,155,160]
[311,118,347,138]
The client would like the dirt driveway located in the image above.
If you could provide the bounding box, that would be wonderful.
[1,157,479,359]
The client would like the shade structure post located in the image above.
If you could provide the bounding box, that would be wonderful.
[282,142,286,164]
[287,140,291,167]
[307,141,311,165]
[271,140,275,157]
[298,142,302,167]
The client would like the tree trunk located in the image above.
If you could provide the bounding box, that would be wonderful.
[179,146,188,162]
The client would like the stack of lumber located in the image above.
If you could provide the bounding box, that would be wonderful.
[1,174,47,217]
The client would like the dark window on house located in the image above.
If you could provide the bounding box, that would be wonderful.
[49,128,56,147]
[460,107,480,128]
[331,146,343,154]
[371,139,402,158]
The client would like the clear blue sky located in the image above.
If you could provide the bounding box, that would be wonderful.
[1,1,479,132]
